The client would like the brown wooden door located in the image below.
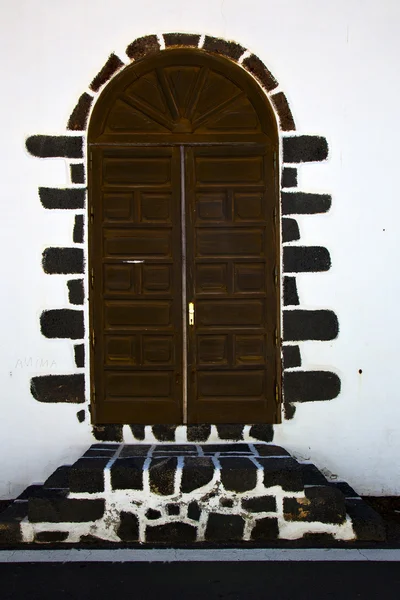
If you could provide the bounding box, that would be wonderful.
[90,143,279,424]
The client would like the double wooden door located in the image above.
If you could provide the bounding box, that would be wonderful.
[90,142,279,424]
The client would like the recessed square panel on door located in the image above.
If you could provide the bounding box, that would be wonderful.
[90,146,182,424]
[185,145,278,424]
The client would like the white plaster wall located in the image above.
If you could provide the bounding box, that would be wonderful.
[0,0,399,498]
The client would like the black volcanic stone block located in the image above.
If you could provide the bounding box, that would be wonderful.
[282,218,300,242]
[35,531,69,543]
[67,93,93,131]
[43,466,71,489]
[117,512,139,542]
[219,458,257,492]
[205,513,245,542]
[181,457,214,493]
[282,167,297,188]
[0,503,28,543]
[258,457,303,491]
[26,135,83,158]
[17,484,46,500]
[83,447,116,458]
[271,92,295,131]
[70,163,85,184]
[152,445,197,455]
[283,136,329,163]
[29,490,104,523]
[220,497,234,508]
[110,458,145,490]
[92,424,123,442]
[283,310,338,341]
[67,279,84,305]
[187,424,211,442]
[120,445,151,457]
[126,35,160,60]
[187,501,201,521]
[251,517,279,540]
[255,445,290,457]
[284,246,331,273]
[129,424,145,441]
[146,522,197,543]
[203,36,245,60]
[40,309,84,339]
[149,457,177,496]
[216,424,244,440]
[345,499,386,541]
[152,424,176,442]
[166,503,180,516]
[282,192,331,215]
[284,486,346,524]
[74,344,85,368]
[146,508,162,520]
[332,482,360,498]
[163,33,200,47]
[300,464,329,486]
[283,276,299,306]
[73,215,84,243]
[284,370,341,402]
[90,53,124,92]
[249,424,273,442]
[201,444,251,454]
[42,247,84,274]
[242,496,276,513]
[69,458,109,493]
[39,187,85,210]
[283,345,301,369]
[31,374,85,404]
[242,55,278,92]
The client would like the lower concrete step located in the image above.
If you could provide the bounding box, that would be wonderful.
[0,443,386,545]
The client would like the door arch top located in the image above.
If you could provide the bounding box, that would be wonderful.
[88,49,280,145]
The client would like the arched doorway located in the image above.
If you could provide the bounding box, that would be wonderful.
[88,49,280,425]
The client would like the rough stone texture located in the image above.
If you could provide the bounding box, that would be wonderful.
[153,445,197,455]
[283,276,299,306]
[219,458,257,492]
[44,466,71,489]
[332,481,360,498]
[67,93,93,131]
[76,409,85,423]
[242,55,278,92]
[163,33,200,47]
[202,444,251,454]
[126,35,160,60]
[284,370,341,403]
[282,168,297,189]
[92,424,123,442]
[284,402,296,420]
[149,457,177,496]
[117,512,139,542]
[26,135,83,159]
[205,513,245,542]
[74,344,85,368]
[284,246,331,273]
[35,531,69,543]
[0,503,27,544]
[70,163,85,184]
[282,218,300,242]
[166,503,180,516]
[283,345,301,369]
[83,446,117,458]
[283,136,329,163]
[67,279,84,305]
[146,508,162,520]
[249,424,273,443]
[73,215,84,243]
[300,464,329,486]
[345,499,386,541]
[255,445,290,457]
[39,187,85,210]
[31,374,85,404]
[110,458,145,490]
[216,424,243,441]
[146,522,197,543]
[90,53,125,92]
[187,501,201,521]
[242,496,276,513]
[259,457,303,491]
[40,309,84,339]
[29,491,105,523]
[129,424,145,441]
[271,92,295,131]
[220,497,234,508]
[181,457,214,493]
[203,36,245,60]
[152,424,176,442]
[69,458,109,493]
[282,192,331,215]
[283,310,339,341]
[187,424,211,442]
[17,484,46,500]
[42,247,84,275]
[120,445,152,457]
[284,486,346,524]
[251,517,279,540]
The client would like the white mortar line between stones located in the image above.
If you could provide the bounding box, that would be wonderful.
[238,49,251,64]
[198,34,205,48]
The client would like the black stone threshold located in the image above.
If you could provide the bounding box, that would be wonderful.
[0,443,386,547]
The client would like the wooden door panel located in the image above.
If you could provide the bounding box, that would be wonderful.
[91,146,182,423]
[186,145,278,424]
